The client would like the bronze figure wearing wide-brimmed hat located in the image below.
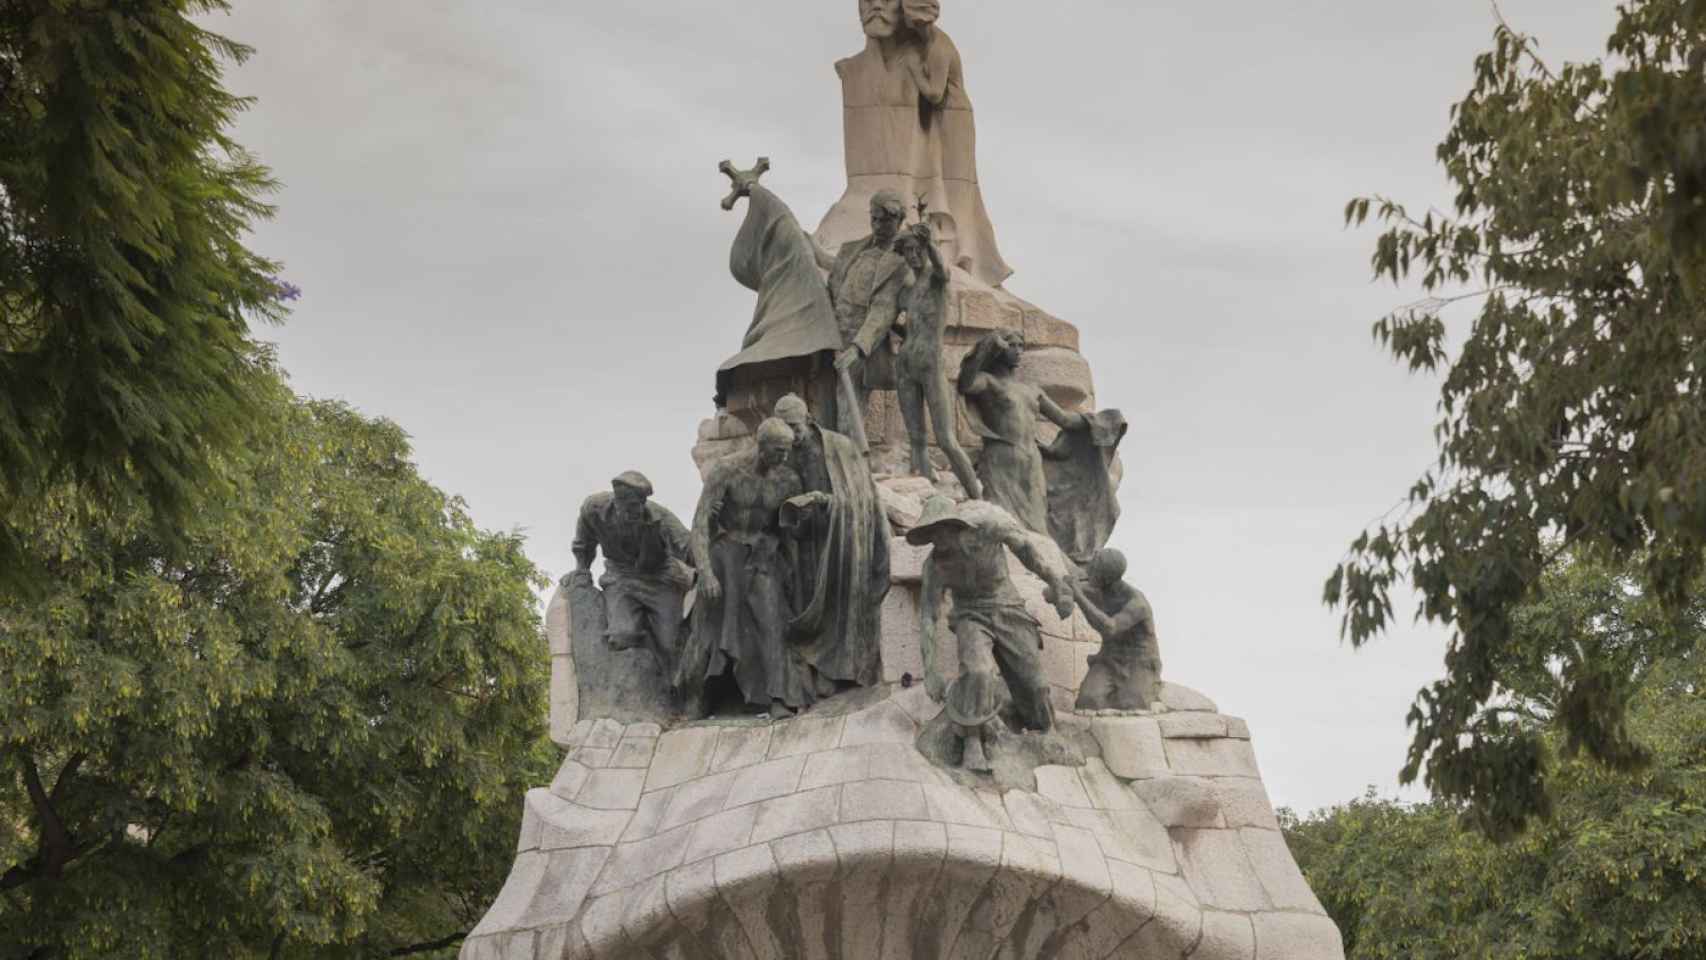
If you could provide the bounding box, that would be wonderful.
[909,496,1075,771]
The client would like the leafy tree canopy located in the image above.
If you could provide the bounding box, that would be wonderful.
[1289,557,1706,958]
[0,377,555,959]
[1325,0,1706,836]
[0,1,284,592]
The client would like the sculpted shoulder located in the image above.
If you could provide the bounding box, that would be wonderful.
[645,500,688,528]
[955,498,1022,533]
[702,451,756,489]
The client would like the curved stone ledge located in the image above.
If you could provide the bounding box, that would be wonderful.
[467,687,1344,959]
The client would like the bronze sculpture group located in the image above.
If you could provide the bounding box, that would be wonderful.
[565,0,1163,767]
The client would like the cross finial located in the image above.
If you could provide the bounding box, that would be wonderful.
[718,157,771,211]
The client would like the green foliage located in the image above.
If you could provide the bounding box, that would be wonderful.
[1290,558,1706,958]
[1325,0,1706,836]
[0,1,284,592]
[0,380,555,959]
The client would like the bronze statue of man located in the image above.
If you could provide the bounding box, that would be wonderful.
[958,329,1091,535]
[566,471,694,673]
[773,394,890,692]
[818,190,909,436]
[912,496,1076,771]
[1072,548,1163,711]
[893,223,981,497]
[680,418,813,717]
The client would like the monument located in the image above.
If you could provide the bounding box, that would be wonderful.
[463,4,1344,958]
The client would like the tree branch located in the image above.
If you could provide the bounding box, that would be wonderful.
[388,931,468,957]
[50,752,86,802]
[1489,0,1558,81]
[15,750,72,874]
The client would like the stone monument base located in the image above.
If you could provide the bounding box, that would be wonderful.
[462,682,1342,959]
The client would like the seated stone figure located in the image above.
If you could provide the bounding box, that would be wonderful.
[565,471,693,673]
[679,418,813,717]
[911,495,1075,771]
[1072,548,1163,711]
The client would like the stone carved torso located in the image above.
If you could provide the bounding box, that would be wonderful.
[898,269,947,380]
[973,374,1044,448]
[791,432,833,495]
[928,530,1022,607]
[833,242,904,341]
[711,461,803,547]
[574,494,687,577]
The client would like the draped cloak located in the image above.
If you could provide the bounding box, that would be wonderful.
[1041,409,1129,565]
[782,426,891,687]
[717,185,844,406]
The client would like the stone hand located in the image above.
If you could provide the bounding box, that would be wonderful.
[911,221,932,241]
[1054,594,1075,621]
[665,559,695,591]
[1045,584,1074,621]
[834,347,860,371]
[925,668,947,702]
[561,569,595,589]
[700,571,722,603]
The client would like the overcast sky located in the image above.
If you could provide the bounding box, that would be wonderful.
[213,1,1618,815]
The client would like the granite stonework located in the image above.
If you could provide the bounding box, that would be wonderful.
[464,683,1341,959]
[518,552,1343,958]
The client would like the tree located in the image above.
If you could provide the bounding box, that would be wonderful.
[0,1,285,592]
[1324,0,1706,837]
[0,378,555,959]
[1287,559,1706,958]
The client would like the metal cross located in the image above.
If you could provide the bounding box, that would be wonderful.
[718,157,771,211]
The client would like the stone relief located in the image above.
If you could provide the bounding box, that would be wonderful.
[819,0,1011,288]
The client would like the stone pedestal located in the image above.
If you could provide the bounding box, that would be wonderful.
[463,683,1343,960]
[514,550,1345,960]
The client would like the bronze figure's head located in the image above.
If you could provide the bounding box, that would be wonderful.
[774,393,813,446]
[894,231,928,272]
[757,417,794,469]
[869,190,906,245]
[610,470,653,521]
